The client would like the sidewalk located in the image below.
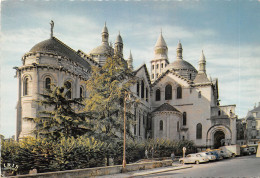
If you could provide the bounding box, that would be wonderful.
[95,163,192,178]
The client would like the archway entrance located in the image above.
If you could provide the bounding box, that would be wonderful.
[214,131,225,148]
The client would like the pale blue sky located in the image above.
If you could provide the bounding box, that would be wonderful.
[1,0,260,138]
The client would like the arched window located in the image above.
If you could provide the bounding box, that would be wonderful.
[218,110,221,116]
[161,63,163,68]
[165,84,172,100]
[160,120,163,131]
[156,89,161,101]
[196,123,202,139]
[64,81,72,99]
[137,82,140,96]
[141,80,144,98]
[189,73,192,80]
[198,91,201,98]
[23,77,29,96]
[177,121,179,132]
[183,112,187,126]
[146,87,148,102]
[80,86,84,98]
[45,77,51,90]
[177,86,182,99]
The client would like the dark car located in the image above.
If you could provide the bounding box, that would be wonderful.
[208,151,223,160]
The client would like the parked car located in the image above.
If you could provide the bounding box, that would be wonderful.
[198,152,216,161]
[219,145,241,157]
[179,153,209,164]
[208,150,223,160]
[219,150,232,158]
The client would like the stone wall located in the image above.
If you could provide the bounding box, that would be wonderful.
[9,160,172,178]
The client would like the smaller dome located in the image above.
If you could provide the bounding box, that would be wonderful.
[165,59,197,72]
[115,33,123,44]
[89,43,113,56]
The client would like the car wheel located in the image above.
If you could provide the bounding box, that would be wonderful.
[195,160,199,164]
[180,160,184,164]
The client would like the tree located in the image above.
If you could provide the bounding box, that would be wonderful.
[26,84,91,140]
[84,55,137,144]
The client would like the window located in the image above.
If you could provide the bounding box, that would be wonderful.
[45,77,51,90]
[177,86,182,99]
[156,64,159,69]
[64,81,72,99]
[189,73,192,80]
[165,84,172,100]
[182,136,185,140]
[198,91,201,98]
[80,86,84,98]
[196,123,202,139]
[152,74,154,79]
[146,87,148,102]
[152,65,154,70]
[160,120,163,130]
[137,82,140,96]
[183,112,187,126]
[141,80,144,98]
[156,73,159,78]
[156,89,161,101]
[177,121,179,132]
[218,110,221,116]
[161,63,163,68]
[23,77,29,96]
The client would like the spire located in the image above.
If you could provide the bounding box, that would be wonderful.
[198,50,206,73]
[114,31,123,57]
[153,30,168,60]
[115,31,123,44]
[155,31,167,47]
[127,50,133,70]
[50,20,54,38]
[176,40,183,60]
[102,22,109,44]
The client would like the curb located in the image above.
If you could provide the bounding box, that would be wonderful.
[129,165,193,177]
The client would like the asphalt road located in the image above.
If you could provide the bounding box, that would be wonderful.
[140,155,260,178]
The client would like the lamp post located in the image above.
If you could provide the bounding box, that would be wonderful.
[122,91,127,169]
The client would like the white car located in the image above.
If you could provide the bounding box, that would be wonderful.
[198,152,216,161]
[179,153,209,164]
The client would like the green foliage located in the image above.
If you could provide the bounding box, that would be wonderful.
[84,55,136,143]
[26,84,91,140]
[1,136,107,175]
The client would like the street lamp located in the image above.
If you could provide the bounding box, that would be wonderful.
[122,91,127,169]
[123,91,131,171]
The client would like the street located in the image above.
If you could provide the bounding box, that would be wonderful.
[97,155,260,178]
[139,155,260,178]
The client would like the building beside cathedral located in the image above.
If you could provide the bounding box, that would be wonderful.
[15,22,237,149]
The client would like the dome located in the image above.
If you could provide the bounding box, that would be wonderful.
[29,37,91,69]
[89,43,113,55]
[165,59,197,72]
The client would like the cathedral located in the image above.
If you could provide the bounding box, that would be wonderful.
[15,22,237,149]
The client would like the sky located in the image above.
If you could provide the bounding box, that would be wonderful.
[0,0,260,138]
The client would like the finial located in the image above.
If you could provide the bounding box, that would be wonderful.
[50,20,54,38]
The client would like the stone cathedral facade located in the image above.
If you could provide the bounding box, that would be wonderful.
[15,23,237,149]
